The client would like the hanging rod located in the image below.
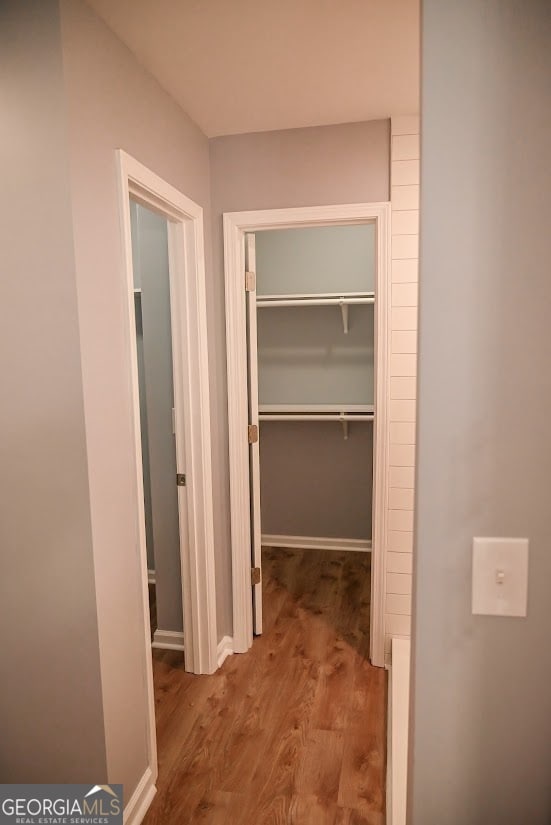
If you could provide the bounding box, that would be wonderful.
[256,296,374,308]
[258,411,374,440]
[256,294,374,333]
[259,404,374,414]
[258,290,374,300]
[258,413,374,421]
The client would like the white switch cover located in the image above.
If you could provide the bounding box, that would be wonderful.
[472,537,529,617]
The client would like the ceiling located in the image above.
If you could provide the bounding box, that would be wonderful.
[87,0,419,138]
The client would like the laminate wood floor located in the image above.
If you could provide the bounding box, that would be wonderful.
[143,547,387,825]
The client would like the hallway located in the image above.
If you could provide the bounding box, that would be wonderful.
[144,548,387,825]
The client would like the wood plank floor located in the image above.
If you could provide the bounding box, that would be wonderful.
[144,547,387,825]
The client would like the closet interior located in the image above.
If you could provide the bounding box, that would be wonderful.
[250,222,376,565]
[130,200,183,643]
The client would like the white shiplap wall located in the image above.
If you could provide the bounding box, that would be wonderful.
[385,116,420,660]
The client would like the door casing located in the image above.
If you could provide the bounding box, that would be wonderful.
[223,202,391,667]
[117,150,218,789]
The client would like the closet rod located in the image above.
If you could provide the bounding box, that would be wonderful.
[258,414,374,421]
[259,411,374,440]
[256,296,374,308]
[259,291,374,301]
[259,404,374,413]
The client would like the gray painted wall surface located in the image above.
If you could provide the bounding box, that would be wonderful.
[255,221,376,548]
[130,203,155,572]
[255,224,376,296]
[260,422,373,540]
[410,2,551,823]
[209,120,389,622]
[131,203,182,632]
[257,270,374,539]
[0,0,106,782]
[257,304,374,408]
[60,0,214,797]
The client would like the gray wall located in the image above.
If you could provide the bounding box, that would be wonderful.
[257,304,374,408]
[255,224,376,296]
[410,2,551,822]
[0,0,106,781]
[260,422,373,540]
[59,0,214,797]
[131,203,182,632]
[210,119,390,625]
[131,203,155,572]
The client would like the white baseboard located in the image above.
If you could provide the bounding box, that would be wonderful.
[152,629,185,651]
[147,569,156,585]
[261,534,371,553]
[124,765,156,825]
[386,637,411,825]
[216,635,234,668]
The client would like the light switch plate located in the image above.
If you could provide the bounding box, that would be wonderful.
[472,537,529,617]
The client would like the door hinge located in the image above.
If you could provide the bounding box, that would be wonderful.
[251,567,261,586]
[245,271,256,292]
[248,424,258,444]
[176,473,186,487]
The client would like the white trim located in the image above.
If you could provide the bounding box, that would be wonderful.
[386,637,411,825]
[387,664,393,823]
[147,569,156,585]
[224,202,391,665]
[258,291,374,301]
[261,534,371,553]
[258,413,374,422]
[223,214,253,654]
[371,200,392,668]
[123,766,156,825]
[384,115,419,657]
[246,233,262,635]
[116,151,219,798]
[216,635,234,668]
[256,295,374,307]
[118,150,217,675]
[152,629,185,651]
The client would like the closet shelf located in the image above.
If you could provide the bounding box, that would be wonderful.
[258,409,374,440]
[256,293,374,334]
[258,413,374,421]
[257,291,374,300]
[259,404,374,414]
[256,293,374,306]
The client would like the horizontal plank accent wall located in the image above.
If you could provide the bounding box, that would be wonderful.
[385,115,420,660]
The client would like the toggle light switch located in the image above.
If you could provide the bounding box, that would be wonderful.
[472,537,529,617]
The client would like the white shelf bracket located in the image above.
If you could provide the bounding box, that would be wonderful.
[339,299,349,334]
[339,413,349,440]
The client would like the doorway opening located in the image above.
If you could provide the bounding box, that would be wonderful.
[224,203,391,667]
[130,200,183,649]
[117,151,218,798]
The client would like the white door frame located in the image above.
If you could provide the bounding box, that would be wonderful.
[223,202,391,667]
[117,149,219,775]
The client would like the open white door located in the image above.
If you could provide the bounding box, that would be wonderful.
[245,233,262,634]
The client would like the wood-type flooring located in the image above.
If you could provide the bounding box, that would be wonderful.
[143,547,387,825]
